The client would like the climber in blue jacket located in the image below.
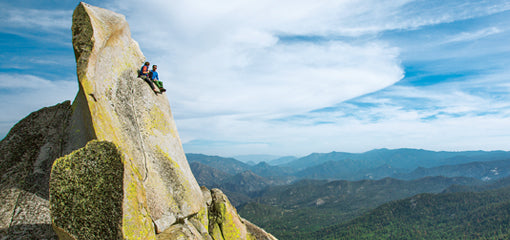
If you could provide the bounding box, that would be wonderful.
[149,65,166,92]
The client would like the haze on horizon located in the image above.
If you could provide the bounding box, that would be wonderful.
[1,0,510,157]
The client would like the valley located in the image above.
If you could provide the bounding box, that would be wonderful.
[187,149,510,239]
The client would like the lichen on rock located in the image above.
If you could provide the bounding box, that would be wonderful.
[204,188,277,240]
[49,140,123,240]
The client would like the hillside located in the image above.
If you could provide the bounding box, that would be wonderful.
[186,151,510,239]
[189,161,289,206]
[295,161,407,180]
[239,176,481,239]
[189,162,232,187]
[186,153,253,175]
[312,186,510,240]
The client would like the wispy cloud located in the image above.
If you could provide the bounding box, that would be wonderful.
[0,7,71,30]
[443,27,503,44]
[0,74,77,137]
[0,3,74,50]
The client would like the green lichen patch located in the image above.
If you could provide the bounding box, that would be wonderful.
[49,140,124,240]
[208,189,248,240]
[209,222,224,240]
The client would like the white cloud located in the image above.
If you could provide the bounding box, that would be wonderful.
[170,41,402,118]
[1,7,71,31]
[213,69,510,156]
[181,103,510,156]
[100,0,510,155]
[114,0,405,125]
[0,74,77,138]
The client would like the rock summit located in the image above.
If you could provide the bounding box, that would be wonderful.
[0,2,276,240]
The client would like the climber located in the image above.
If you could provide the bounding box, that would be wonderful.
[139,61,159,93]
[149,65,166,92]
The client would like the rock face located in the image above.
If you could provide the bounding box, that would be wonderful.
[67,2,204,237]
[0,101,71,239]
[1,2,276,240]
[209,189,259,240]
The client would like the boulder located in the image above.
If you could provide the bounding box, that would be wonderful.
[208,188,277,240]
[50,140,125,240]
[0,101,71,239]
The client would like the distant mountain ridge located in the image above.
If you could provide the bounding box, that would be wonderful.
[234,154,285,164]
[283,148,510,172]
[186,153,294,179]
[186,153,252,175]
[268,156,298,166]
[188,149,510,182]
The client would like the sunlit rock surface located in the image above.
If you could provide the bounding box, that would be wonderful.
[1,2,276,239]
[68,2,204,237]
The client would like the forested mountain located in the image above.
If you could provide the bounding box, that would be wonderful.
[393,158,510,181]
[310,186,510,240]
[186,151,510,239]
[295,161,407,180]
[188,160,285,206]
[186,153,252,175]
[189,162,232,187]
[444,175,510,193]
[238,176,481,239]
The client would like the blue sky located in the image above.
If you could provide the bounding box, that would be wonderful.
[1,0,510,157]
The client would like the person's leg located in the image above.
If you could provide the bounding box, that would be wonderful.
[155,81,166,92]
[142,76,158,92]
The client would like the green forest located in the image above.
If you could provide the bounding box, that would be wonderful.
[262,187,510,239]
[188,152,510,239]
